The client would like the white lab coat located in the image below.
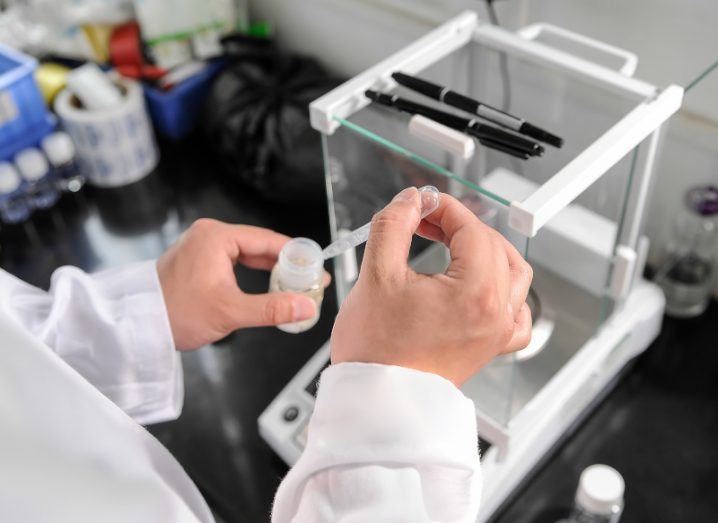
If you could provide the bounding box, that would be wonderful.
[0,261,481,522]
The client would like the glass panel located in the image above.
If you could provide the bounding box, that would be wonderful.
[321,119,503,293]
[322,37,653,427]
[390,41,643,204]
[467,142,640,422]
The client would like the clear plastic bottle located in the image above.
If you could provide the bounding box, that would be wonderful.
[14,148,59,210]
[269,237,324,333]
[41,131,85,193]
[656,185,718,318]
[0,162,32,224]
[558,465,625,523]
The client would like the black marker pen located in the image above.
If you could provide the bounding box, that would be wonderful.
[392,72,564,148]
[366,90,541,159]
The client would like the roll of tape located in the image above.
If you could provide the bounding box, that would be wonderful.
[54,77,158,188]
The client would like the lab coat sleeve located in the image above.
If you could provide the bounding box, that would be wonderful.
[272,362,482,523]
[0,261,182,425]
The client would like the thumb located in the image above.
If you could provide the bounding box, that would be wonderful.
[362,187,421,279]
[236,292,317,328]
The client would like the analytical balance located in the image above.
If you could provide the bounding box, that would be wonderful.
[260,12,682,521]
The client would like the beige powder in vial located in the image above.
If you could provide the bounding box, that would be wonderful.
[269,237,324,333]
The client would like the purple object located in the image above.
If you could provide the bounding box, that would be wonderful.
[686,185,718,216]
[143,59,226,141]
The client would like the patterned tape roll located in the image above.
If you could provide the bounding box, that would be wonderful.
[54,76,158,188]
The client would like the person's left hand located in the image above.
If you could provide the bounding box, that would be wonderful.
[157,218,328,350]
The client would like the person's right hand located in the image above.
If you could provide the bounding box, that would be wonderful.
[330,187,533,387]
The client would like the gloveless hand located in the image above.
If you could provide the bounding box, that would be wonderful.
[158,219,327,350]
[331,188,533,386]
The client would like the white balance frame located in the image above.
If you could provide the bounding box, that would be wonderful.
[261,11,680,522]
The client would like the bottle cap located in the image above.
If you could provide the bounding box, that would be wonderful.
[575,464,625,516]
[14,148,50,182]
[41,131,76,166]
[278,238,323,290]
[0,162,22,194]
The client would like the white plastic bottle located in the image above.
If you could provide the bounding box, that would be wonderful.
[269,238,324,333]
[41,131,85,193]
[14,148,59,210]
[559,465,625,523]
[0,162,32,224]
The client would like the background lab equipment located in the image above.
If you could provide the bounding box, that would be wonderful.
[2,1,717,521]
[260,12,684,521]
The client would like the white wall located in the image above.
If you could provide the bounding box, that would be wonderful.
[251,0,718,270]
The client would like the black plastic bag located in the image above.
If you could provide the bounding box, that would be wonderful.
[201,36,342,203]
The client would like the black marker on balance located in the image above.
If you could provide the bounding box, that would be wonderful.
[392,71,564,148]
[365,90,542,160]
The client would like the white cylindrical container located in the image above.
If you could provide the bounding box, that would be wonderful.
[569,464,625,523]
[0,161,31,224]
[41,131,85,192]
[54,76,158,188]
[14,148,60,210]
[269,238,324,333]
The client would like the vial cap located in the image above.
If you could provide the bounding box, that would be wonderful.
[575,464,625,516]
[0,162,22,194]
[15,148,50,182]
[41,131,76,166]
[278,238,323,290]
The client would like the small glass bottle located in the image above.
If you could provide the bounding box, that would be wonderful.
[269,237,324,333]
[41,131,85,193]
[559,465,625,523]
[0,162,32,224]
[14,148,60,210]
[656,185,718,318]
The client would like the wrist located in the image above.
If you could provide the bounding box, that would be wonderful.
[309,362,479,461]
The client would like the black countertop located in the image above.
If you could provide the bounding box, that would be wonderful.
[2,140,715,522]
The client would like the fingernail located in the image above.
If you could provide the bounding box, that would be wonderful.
[392,187,417,203]
[292,298,316,321]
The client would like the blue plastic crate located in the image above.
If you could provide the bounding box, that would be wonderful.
[143,59,226,141]
[0,43,55,161]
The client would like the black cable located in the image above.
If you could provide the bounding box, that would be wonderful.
[484,0,512,112]
[481,0,523,172]
[485,0,500,25]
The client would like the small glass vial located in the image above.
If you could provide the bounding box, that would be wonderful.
[41,131,85,193]
[559,465,624,523]
[14,148,60,210]
[0,162,32,224]
[656,185,718,318]
[269,237,324,333]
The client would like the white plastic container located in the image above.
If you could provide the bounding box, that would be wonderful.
[41,131,85,193]
[54,76,158,188]
[14,148,59,210]
[0,161,31,224]
[565,464,625,523]
[269,238,325,333]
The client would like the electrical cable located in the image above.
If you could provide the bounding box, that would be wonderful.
[480,0,523,171]
[484,0,512,112]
